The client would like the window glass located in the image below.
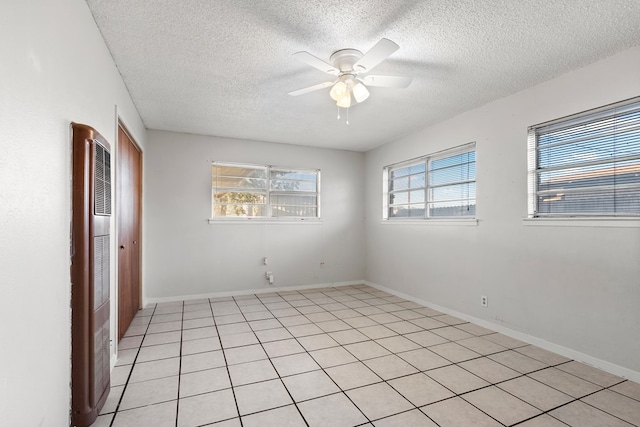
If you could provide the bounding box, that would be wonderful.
[212,163,320,218]
[529,98,640,217]
[388,162,427,219]
[385,143,476,219]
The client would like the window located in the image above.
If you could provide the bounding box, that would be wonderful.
[388,162,426,218]
[211,162,320,219]
[384,143,476,219]
[269,168,319,217]
[528,97,640,217]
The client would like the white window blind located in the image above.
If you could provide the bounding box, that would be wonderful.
[385,143,476,219]
[428,150,476,217]
[270,168,319,218]
[528,97,640,217]
[212,162,320,218]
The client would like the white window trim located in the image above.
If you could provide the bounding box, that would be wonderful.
[208,217,322,225]
[522,217,640,228]
[383,142,477,221]
[380,218,478,226]
[209,162,321,222]
[527,96,640,224]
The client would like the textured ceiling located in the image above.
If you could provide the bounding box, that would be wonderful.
[87,0,640,151]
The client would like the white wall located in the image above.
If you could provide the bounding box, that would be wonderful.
[0,3,637,424]
[0,1,145,425]
[365,47,640,376]
[144,130,365,301]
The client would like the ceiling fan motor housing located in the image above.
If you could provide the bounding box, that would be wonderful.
[330,49,364,73]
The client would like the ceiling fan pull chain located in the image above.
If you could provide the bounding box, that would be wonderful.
[337,106,341,120]
[346,107,350,125]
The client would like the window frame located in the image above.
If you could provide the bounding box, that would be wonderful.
[210,161,321,221]
[386,159,427,219]
[383,142,477,221]
[527,96,640,219]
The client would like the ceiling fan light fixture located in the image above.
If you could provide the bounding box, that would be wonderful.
[336,92,351,108]
[352,82,370,103]
[329,80,348,101]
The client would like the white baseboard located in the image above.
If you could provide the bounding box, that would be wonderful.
[143,280,364,306]
[363,280,640,384]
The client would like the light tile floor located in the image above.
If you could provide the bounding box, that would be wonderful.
[96,284,640,427]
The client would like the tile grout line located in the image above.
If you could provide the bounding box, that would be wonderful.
[220,287,477,425]
[351,288,512,426]
[174,301,184,427]
[325,290,473,426]
[521,377,640,427]
[217,290,371,423]
[232,294,311,427]
[108,304,157,427]
[208,297,245,427]
[333,287,473,426]
[268,288,439,421]
[580,389,640,426]
[540,382,638,427]
[267,290,374,426]
[260,287,542,426]
[499,362,633,426]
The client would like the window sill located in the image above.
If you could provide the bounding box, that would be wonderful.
[208,218,322,225]
[380,218,478,226]
[522,217,640,228]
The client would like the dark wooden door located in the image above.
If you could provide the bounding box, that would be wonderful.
[117,125,142,341]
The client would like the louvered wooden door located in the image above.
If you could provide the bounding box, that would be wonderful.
[117,125,142,340]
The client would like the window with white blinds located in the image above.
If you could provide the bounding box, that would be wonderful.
[270,168,319,218]
[385,143,476,219]
[387,162,426,218]
[212,162,320,219]
[428,149,476,217]
[528,97,640,217]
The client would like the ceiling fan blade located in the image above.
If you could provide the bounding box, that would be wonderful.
[288,81,335,96]
[362,75,413,88]
[293,51,340,75]
[353,38,399,72]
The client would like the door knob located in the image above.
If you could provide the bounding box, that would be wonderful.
[133,241,137,245]
[120,245,125,250]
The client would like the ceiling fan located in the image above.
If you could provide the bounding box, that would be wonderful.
[288,38,413,111]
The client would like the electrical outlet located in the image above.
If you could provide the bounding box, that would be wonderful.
[481,295,488,307]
